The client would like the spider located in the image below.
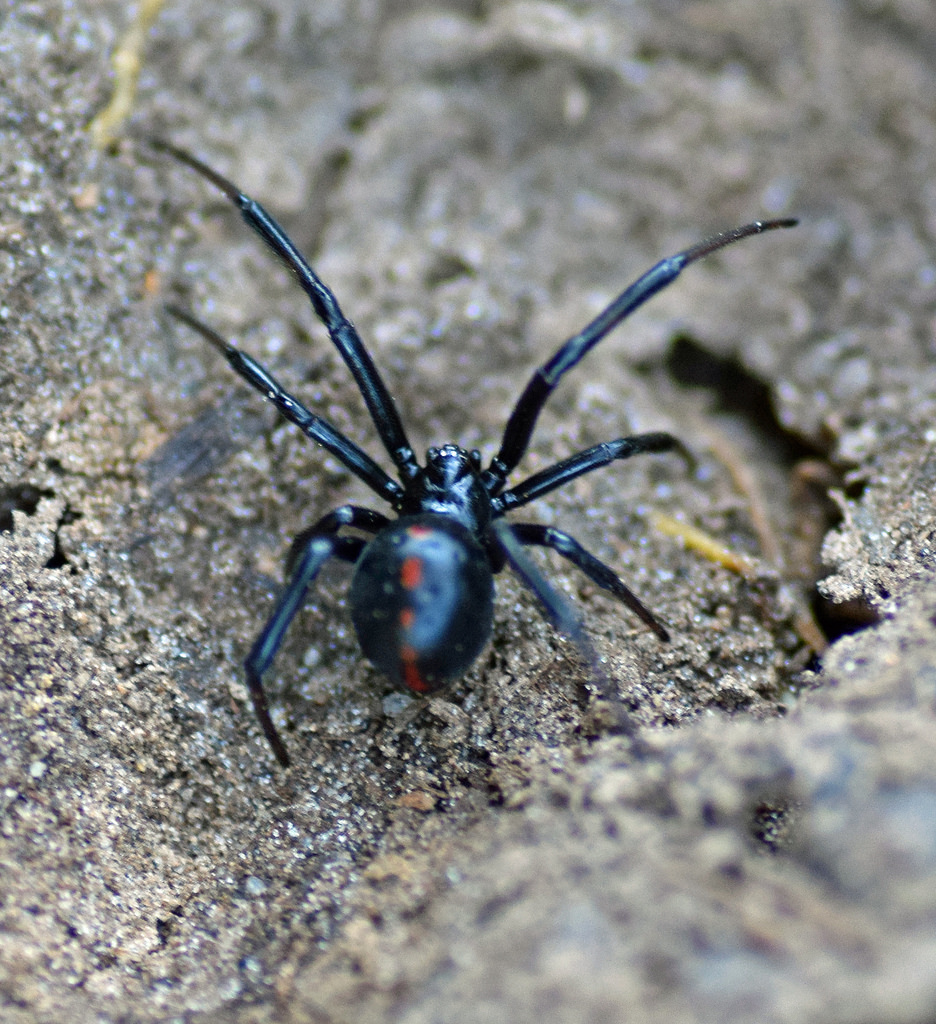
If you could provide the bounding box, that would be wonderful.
[156,140,795,767]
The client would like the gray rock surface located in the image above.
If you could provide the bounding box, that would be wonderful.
[1,2,934,1021]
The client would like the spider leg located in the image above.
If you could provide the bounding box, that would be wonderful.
[490,519,643,746]
[285,509,389,578]
[155,140,420,483]
[168,306,404,506]
[245,505,387,767]
[509,522,669,641]
[493,431,689,515]
[482,218,797,493]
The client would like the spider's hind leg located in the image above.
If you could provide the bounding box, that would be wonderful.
[509,522,669,641]
[490,519,647,751]
[245,505,387,767]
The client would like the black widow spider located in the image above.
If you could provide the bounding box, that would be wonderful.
[156,140,795,767]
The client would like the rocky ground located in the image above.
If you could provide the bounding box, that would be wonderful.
[1,2,935,1021]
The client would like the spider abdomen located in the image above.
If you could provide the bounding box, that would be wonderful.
[350,516,495,693]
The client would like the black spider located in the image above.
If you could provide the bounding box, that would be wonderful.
[156,141,795,767]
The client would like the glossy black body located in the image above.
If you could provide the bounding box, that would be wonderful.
[157,140,796,767]
[350,515,495,691]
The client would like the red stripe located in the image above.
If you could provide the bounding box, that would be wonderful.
[400,556,422,590]
[400,644,430,692]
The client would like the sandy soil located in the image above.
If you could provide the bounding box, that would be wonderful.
[1,2,935,1021]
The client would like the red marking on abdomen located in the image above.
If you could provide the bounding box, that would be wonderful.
[400,555,423,590]
[400,644,430,692]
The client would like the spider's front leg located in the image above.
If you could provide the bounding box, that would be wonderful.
[493,432,690,514]
[155,140,420,483]
[245,505,388,767]
[481,218,796,493]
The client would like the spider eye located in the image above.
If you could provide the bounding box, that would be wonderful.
[423,445,475,485]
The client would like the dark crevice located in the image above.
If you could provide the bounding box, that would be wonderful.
[812,593,881,644]
[648,334,879,653]
[663,334,815,465]
[842,474,868,501]
[44,505,82,572]
[155,918,173,946]
[0,482,54,533]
